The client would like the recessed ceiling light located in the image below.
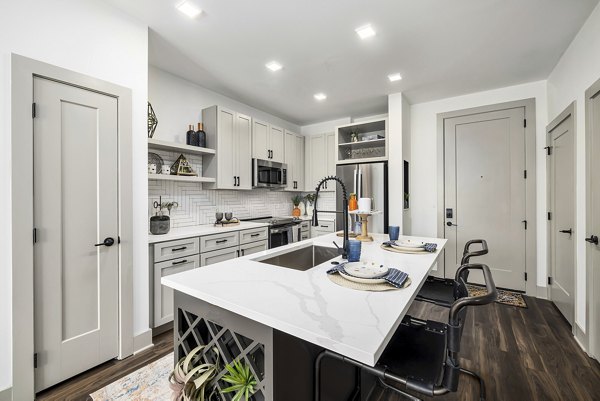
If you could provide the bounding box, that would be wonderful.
[355,24,376,40]
[265,61,283,72]
[314,93,327,101]
[388,73,402,82]
[176,1,202,18]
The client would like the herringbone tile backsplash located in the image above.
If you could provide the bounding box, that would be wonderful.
[148,150,335,228]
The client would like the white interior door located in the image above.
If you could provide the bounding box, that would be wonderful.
[33,77,119,391]
[586,83,600,359]
[444,107,526,290]
[548,108,576,325]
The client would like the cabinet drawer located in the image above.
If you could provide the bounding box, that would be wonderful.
[301,232,310,241]
[153,254,200,327]
[239,227,268,245]
[300,221,310,232]
[313,221,335,233]
[201,247,239,266]
[240,240,268,257]
[154,237,200,263]
[200,231,239,253]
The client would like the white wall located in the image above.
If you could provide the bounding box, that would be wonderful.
[149,66,301,141]
[409,81,548,280]
[388,93,405,228]
[301,117,352,136]
[0,0,148,391]
[547,2,600,335]
[402,96,412,234]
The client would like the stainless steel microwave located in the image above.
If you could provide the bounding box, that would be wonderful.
[252,159,287,188]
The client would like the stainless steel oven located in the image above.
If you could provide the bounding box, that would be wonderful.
[253,159,287,188]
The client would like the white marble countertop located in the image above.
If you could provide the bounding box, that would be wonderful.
[162,233,446,366]
[148,222,270,244]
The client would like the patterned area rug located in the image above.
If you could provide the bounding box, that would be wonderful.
[467,284,528,308]
[89,353,173,400]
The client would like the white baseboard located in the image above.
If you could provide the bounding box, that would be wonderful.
[574,323,590,355]
[133,329,154,355]
[536,285,548,299]
[0,387,12,401]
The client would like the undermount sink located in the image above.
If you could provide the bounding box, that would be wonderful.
[257,245,339,271]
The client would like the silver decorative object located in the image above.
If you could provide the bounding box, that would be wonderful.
[148,101,158,138]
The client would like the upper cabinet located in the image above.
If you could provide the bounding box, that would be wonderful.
[306,132,336,192]
[202,106,252,190]
[284,131,304,191]
[336,118,388,164]
[252,120,285,163]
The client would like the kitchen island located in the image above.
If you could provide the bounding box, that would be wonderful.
[162,232,446,401]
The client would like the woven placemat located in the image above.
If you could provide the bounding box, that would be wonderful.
[380,244,429,255]
[327,274,412,291]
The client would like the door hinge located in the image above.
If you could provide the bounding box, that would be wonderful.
[544,146,553,156]
[524,170,527,179]
[33,228,37,244]
[32,102,36,118]
[524,272,528,281]
[548,212,552,221]
[34,353,38,369]
[524,119,527,128]
[548,277,553,285]
[522,220,528,230]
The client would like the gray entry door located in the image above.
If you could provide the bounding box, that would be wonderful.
[33,77,119,391]
[547,107,575,325]
[587,82,600,360]
[444,107,526,290]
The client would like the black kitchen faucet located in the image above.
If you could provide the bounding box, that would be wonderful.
[312,176,349,260]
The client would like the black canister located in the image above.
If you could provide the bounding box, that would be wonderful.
[196,122,206,148]
[186,124,199,146]
[150,214,171,235]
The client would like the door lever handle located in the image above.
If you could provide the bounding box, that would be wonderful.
[585,235,599,245]
[559,229,573,235]
[446,222,457,227]
[95,237,115,247]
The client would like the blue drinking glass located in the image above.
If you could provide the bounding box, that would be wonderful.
[389,226,400,241]
[347,240,362,262]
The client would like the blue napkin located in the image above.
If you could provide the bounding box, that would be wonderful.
[327,263,409,288]
[382,240,438,253]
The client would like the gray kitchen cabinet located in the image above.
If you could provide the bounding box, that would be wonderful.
[202,106,252,190]
[253,120,284,163]
[284,130,305,191]
[153,255,200,327]
[240,227,269,244]
[200,231,239,253]
[153,237,200,263]
[306,133,336,192]
[200,247,240,265]
[239,240,268,256]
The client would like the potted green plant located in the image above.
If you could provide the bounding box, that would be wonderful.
[221,359,258,401]
[169,345,221,401]
[291,194,302,217]
[305,193,317,216]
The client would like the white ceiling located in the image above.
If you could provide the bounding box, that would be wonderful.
[105,0,599,125]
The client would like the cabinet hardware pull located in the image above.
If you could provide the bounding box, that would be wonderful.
[241,249,245,256]
[171,246,187,252]
[559,229,573,235]
[251,233,260,237]
[237,250,240,257]
[216,239,228,244]
[172,259,188,265]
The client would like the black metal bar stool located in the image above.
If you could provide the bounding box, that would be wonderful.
[415,239,488,308]
[314,263,497,401]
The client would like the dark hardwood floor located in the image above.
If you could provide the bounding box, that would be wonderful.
[36,297,600,401]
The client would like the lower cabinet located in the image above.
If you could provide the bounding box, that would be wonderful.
[240,240,268,256]
[153,255,200,327]
[311,218,336,238]
[200,246,239,265]
[150,227,269,328]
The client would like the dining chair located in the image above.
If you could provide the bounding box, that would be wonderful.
[314,263,497,401]
[415,239,488,308]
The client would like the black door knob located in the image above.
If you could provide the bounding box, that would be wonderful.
[559,229,573,235]
[95,237,115,247]
[585,235,599,245]
[446,222,457,227]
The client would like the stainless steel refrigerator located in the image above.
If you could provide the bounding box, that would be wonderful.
[336,162,389,234]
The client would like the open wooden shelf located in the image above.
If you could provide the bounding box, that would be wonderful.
[148,174,216,184]
[148,138,216,156]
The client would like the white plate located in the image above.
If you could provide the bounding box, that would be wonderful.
[343,261,389,278]
[396,240,426,249]
[339,270,387,284]
[390,244,427,253]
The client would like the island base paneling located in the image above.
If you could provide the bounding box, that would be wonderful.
[173,291,369,401]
